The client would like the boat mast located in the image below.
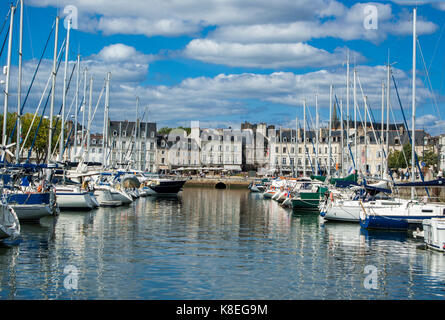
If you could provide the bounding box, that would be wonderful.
[2,4,15,148]
[74,54,80,160]
[86,76,93,162]
[386,58,391,178]
[381,81,385,177]
[340,98,344,176]
[103,72,111,168]
[346,52,350,173]
[279,125,282,176]
[295,116,298,176]
[80,68,87,158]
[303,99,307,178]
[59,18,71,161]
[16,0,23,163]
[48,16,59,162]
[411,8,417,199]
[118,121,122,168]
[354,68,357,173]
[364,96,368,174]
[315,93,319,175]
[135,96,139,170]
[144,107,148,172]
[328,85,332,176]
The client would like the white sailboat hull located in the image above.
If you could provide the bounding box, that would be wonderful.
[423,218,445,252]
[0,205,20,240]
[323,198,409,223]
[11,204,53,221]
[56,192,96,210]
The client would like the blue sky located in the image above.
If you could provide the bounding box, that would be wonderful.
[1,0,445,135]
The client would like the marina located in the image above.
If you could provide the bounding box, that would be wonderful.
[1,1,445,302]
[1,187,445,300]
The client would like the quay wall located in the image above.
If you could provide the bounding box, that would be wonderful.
[183,177,254,189]
[182,178,445,201]
[396,187,445,202]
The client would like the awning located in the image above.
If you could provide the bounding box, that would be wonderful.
[224,165,242,171]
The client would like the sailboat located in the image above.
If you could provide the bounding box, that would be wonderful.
[360,8,445,230]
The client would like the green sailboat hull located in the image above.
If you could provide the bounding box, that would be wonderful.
[291,186,329,210]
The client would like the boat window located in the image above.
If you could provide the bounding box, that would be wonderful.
[421,209,433,213]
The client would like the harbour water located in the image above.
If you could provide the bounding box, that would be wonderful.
[1,188,445,299]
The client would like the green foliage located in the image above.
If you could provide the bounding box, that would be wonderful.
[157,127,172,135]
[0,112,64,163]
[420,149,438,167]
[157,126,191,136]
[388,143,412,169]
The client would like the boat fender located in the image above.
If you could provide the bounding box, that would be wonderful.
[37,185,43,193]
[330,192,334,202]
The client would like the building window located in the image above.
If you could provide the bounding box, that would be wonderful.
[275,147,279,153]
[283,147,286,153]
[282,157,286,165]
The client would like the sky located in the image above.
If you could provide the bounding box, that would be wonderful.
[1,0,445,135]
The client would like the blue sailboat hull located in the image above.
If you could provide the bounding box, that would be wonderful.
[360,215,442,230]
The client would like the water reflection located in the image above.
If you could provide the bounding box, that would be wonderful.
[0,188,444,299]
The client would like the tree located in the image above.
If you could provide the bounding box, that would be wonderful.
[0,112,64,163]
[388,143,412,169]
[157,126,191,136]
[420,149,438,167]
[157,127,172,135]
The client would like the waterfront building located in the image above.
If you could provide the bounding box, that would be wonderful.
[107,120,157,171]
[268,127,342,176]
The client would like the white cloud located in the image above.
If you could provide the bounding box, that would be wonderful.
[183,39,363,69]
[6,47,440,134]
[209,3,437,44]
[28,0,438,41]
[415,114,445,135]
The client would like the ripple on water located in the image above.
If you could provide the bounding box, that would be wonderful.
[1,188,445,299]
